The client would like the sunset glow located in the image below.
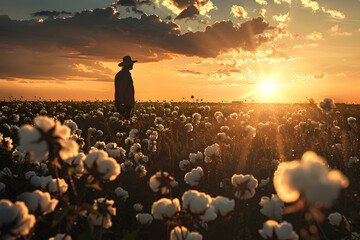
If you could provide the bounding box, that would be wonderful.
[0,0,359,103]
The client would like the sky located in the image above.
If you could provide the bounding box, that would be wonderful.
[0,0,359,103]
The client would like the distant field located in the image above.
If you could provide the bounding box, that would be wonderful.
[0,101,359,240]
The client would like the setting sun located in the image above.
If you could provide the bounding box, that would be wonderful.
[258,79,278,97]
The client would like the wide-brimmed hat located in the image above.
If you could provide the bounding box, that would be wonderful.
[118,56,138,67]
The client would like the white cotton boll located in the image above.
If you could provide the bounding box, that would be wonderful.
[48,234,72,240]
[220,126,230,132]
[133,203,143,212]
[182,190,216,221]
[273,151,349,205]
[318,98,336,114]
[210,196,235,217]
[84,150,121,181]
[347,117,356,125]
[204,143,220,163]
[170,226,203,240]
[2,137,13,151]
[205,122,212,128]
[231,174,258,200]
[0,200,36,240]
[179,160,190,171]
[115,187,129,200]
[17,190,58,215]
[259,194,284,220]
[19,125,48,163]
[185,123,193,132]
[259,220,298,240]
[88,198,116,229]
[34,162,48,175]
[64,119,78,134]
[46,178,68,194]
[245,125,256,138]
[272,160,280,169]
[189,153,197,163]
[151,198,180,220]
[136,213,153,225]
[328,212,343,226]
[259,177,270,188]
[149,171,175,194]
[229,113,238,120]
[135,164,147,177]
[184,167,203,186]
[58,139,79,161]
[0,182,5,194]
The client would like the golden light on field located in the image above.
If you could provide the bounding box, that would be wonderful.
[258,78,278,97]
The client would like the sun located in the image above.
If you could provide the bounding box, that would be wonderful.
[258,78,278,97]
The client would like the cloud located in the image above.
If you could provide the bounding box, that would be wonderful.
[175,5,200,20]
[293,32,323,41]
[290,72,328,83]
[0,8,273,81]
[274,0,291,5]
[321,7,345,19]
[329,24,352,36]
[230,5,248,19]
[32,11,72,18]
[162,0,216,17]
[255,0,268,5]
[300,0,319,12]
[113,0,154,14]
[178,69,202,75]
[272,13,290,22]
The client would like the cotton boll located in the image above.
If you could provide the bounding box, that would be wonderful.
[136,213,153,225]
[0,200,36,240]
[347,117,356,125]
[259,220,298,240]
[115,187,129,201]
[149,171,175,194]
[184,167,203,186]
[318,98,336,114]
[170,226,203,240]
[185,123,193,132]
[204,143,220,163]
[17,190,58,215]
[328,212,343,226]
[88,198,116,229]
[273,151,349,205]
[133,203,143,212]
[259,177,270,188]
[151,198,180,220]
[182,190,217,222]
[135,164,147,177]
[245,125,256,138]
[179,160,190,171]
[64,119,78,134]
[210,196,235,217]
[84,150,121,181]
[259,194,284,220]
[231,174,258,200]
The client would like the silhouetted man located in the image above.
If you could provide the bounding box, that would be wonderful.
[115,56,137,118]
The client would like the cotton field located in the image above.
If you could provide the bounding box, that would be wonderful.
[0,100,359,240]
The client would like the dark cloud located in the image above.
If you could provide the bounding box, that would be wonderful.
[171,0,207,10]
[175,5,199,20]
[114,0,153,14]
[0,7,273,81]
[178,69,202,75]
[32,10,72,18]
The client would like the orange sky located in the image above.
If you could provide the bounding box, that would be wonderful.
[0,0,359,103]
